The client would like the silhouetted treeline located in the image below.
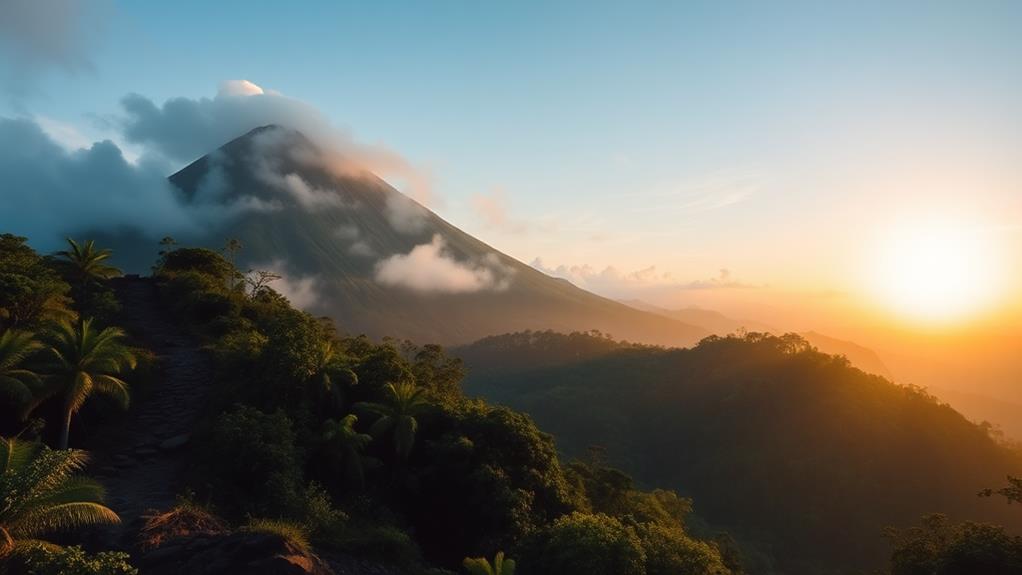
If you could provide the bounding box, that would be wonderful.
[458,331,1022,574]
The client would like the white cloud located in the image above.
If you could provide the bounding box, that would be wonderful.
[249,261,322,311]
[375,235,514,294]
[218,80,265,97]
[531,258,756,300]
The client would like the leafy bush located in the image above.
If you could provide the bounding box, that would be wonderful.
[20,545,137,575]
[636,523,731,575]
[887,514,1022,574]
[522,512,646,575]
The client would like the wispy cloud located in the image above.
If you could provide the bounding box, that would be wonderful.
[531,258,758,300]
[627,169,762,215]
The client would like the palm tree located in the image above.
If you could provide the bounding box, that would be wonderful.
[310,340,358,418]
[320,414,374,490]
[54,238,121,290]
[355,382,429,460]
[0,331,42,419]
[0,437,119,557]
[38,319,136,449]
[464,551,516,575]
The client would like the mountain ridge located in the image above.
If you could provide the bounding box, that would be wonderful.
[108,126,710,347]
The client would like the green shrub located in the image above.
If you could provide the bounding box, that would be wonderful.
[636,522,731,575]
[20,544,137,575]
[522,512,646,575]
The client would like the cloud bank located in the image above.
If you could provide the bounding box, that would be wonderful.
[0,80,442,248]
[0,117,197,251]
[375,235,514,294]
[531,259,756,300]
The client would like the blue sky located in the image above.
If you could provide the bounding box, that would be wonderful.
[2,0,1020,328]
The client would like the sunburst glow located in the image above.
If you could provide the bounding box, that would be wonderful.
[869,223,1001,324]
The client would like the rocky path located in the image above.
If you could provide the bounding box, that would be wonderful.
[89,277,215,547]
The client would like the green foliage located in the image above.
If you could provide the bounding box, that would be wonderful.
[887,514,1022,574]
[52,238,122,321]
[150,242,734,573]
[463,551,515,575]
[356,382,430,461]
[37,319,136,449]
[636,522,731,575]
[319,414,375,490]
[407,401,586,566]
[207,405,303,515]
[0,234,72,331]
[409,343,464,402]
[0,438,119,555]
[523,512,646,575]
[156,248,236,285]
[461,330,1022,574]
[243,518,311,555]
[0,330,43,420]
[20,544,137,575]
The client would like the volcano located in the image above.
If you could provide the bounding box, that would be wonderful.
[114,126,707,346]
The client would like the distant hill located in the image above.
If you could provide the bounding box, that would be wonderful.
[620,300,894,378]
[620,299,774,334]
[457,330,1022,575]
[98,126,707,347]
[799,331,893,378]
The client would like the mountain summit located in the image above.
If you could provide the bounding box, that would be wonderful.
[148,126,708,345]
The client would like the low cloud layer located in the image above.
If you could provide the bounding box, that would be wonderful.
[0,117,197,251]
[375,235,514,294]
[531,258,756,300]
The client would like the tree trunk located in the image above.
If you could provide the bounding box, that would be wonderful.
[59,407,73,449]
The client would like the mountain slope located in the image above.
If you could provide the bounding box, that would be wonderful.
[458,331,1022,575]
[110,126,707,346]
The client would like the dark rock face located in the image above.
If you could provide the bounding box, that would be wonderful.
[139,531,333,575]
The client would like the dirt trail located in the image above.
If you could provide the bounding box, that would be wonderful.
[89,277,214,547]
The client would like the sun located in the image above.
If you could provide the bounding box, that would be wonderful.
[869,223,1000,325]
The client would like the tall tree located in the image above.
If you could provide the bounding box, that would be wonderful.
[355,382,429,460]
[309,340,358,418]
[53,239,121,316]
[0,331,43,419]
[320,414,374,490]
[38,319,136,449]
[0,438,119,557]
[54,239,121,290]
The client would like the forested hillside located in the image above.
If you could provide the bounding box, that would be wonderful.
[458,331,1022,574]
[0,233,737,575]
